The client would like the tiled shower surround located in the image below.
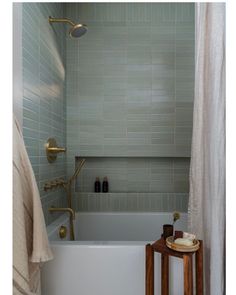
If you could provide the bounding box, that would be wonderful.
[22,3,67,224]
[21,3,194,223]
[66,3,194,213]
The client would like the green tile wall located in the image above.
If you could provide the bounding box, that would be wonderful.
[65,3,194,212]
[22,3,67,225]
[20,3,194,220]
[65,3,194,161]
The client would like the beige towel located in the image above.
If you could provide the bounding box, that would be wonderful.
[13,116,53,294]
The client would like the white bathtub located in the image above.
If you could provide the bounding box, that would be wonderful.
[42,212,188,295]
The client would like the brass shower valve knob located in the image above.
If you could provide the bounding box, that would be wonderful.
[44,178,66,191]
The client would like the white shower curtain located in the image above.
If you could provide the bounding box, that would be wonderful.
[188,3,225,295]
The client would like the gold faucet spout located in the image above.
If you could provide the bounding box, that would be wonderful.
[48,207,75,241]
[48,207,75,219]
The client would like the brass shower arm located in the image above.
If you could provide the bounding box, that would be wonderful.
[48,16,75,27]
[48,207,75,220]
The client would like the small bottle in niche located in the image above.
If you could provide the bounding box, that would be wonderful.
[102,176,109,193]
[94,177,101,193]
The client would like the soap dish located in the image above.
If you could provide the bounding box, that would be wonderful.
[166,236,200,252]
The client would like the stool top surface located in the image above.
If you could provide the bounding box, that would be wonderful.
[151,238,201,258]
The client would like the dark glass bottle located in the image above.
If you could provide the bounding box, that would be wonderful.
[102,176,109,193]
[94,177,101,193]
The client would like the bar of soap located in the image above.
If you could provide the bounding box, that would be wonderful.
[174,238,194,246]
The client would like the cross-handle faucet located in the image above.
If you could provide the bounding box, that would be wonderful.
[48,207,75,240]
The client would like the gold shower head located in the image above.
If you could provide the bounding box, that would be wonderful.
[48,16,87,38]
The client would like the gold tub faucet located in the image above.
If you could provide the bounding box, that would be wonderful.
[48,207,75,240]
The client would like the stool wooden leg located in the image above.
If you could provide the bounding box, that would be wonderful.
[161,254,169,295]
[183,255,193,295]
[146,244,154,295]
[196,241,203,295]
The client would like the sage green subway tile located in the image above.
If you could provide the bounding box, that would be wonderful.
[23,118,39,131]
[151,145,176,156]
[78,102,103,118]
[126,195,138,211]
[24,137,39,148]
[76,3,96,21]
[127,65,152,78]
[103,102,126,120]
[78,136,104,145]
[110,195,121,211]
[104,37,127,51]
[104,123,126,134]
[151,158,173,168]
[174,180,189,193]
[151,133,174,145]
[103,25,127,36]
[78,142,104,152]
[23,107,39,122]
[126,89,152,103]
[104,95,125,103]
[151,31,175,42]
[127,136,150,146]
[103,77,126,95]
[181,195,189,212]
[151,126,174,133]
[151,102,175,114]
[127,170,150,182]
[127,26,151,46]
[127,103,150,115]
[152,64,175,78]
[148,196,162,211]
[173,158,190,168]
[127,50,151,65]
[176,25,195,41]
[127,181,150,192]
[87,194,100,211]
[176,109,193,126]
[151,40,175,52]
[104,145,128,156]
[103,50,127,64]
[162,196,169,212]
[77,64,104,77]
[151,114,175,127]
[97,3,126,22]
[151,52,175,65]
[175,133,192,146]
[151,3,176,23]
[103,64,127,77]
[175,145,191,157]
[78,78,104,96]
[127,144,152,155]
[126,3,152,23]
[127,124,151,133]
[99,194,111,212]
[104,138,128,146]
[176,40,195,53]
[176,66,195,79]
[176,3,195,23]
[104,132,127,139]
[79,50,104,64]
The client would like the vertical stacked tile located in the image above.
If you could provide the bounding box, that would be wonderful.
[64,3,195,213]
[22,3,67,224]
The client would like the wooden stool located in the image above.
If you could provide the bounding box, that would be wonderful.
[146,238,203,295]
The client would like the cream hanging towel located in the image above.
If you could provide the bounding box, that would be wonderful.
[13,116,53,294]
